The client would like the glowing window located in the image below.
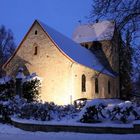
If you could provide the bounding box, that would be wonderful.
[108,81,111,94]
[82,74,86,92]
[95,78,99,94]
[34,46,38,55]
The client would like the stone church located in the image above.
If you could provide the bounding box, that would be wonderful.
[2,20,120,105]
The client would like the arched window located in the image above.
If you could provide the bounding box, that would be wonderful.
[95,78,98,94]
[85,44,88,49]
[34,46,38,55]
[35,30,37,35]
[82,74,86,92]
[108,80,111,94]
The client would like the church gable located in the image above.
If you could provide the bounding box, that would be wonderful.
[3,21,73,76]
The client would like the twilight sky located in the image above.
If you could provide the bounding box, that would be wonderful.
[0,0,92,45]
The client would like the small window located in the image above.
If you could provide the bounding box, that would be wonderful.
[35,30,37,35]
[108,81,111,94]
[82,74,86,92]
[34,46,38,55]
[95,78,98,94]
[85,44,88,49]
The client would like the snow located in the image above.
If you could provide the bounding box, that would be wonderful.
[37,20,115,77]
[78,98,122,118]
[118,101,133,109]
[16,67,25,79]
[73,20,115,43]
[0,123,140,140]
[16,72,25,79]
[0,76,11,84]
[23,73,41,83]
[133,120,140,125]
[84,98,108,107]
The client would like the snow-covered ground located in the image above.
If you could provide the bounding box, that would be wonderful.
[0,123,140,140]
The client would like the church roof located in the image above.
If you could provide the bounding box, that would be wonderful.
[3,20,116,77]
[72,21,115,43]
[37,20,116,77]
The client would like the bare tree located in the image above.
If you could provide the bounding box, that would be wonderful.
[91,0,140,43]
[90,0,139,99]
[0,25,16,75]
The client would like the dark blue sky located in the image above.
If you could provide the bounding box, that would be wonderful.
[0,0,92,45]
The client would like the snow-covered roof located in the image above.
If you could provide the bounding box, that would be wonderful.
[72,21,115,43]
[38,20,115,77]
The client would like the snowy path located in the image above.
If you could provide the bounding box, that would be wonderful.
[1,123,140,140]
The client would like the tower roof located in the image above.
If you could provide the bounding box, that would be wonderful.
[73,20,115,43]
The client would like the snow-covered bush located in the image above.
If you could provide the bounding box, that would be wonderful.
[0,101,12,123]
[18,102,51,121]
[22,73,41,102]
[14,101,78,121]
[79,99,107,123]
[0,76,15,101]
[0,74,41,102]
[55,104,78,120]
[0,96,27,123]
[79,99,140,124]
[109,101,140,123]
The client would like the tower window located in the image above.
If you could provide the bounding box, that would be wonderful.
[35,30,37,35]
[85,44,88,49]
[95,78,99,94]
[34,46,38,55]
[82,74,86,92]
[108,80,111,94]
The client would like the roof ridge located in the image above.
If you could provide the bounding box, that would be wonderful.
[72,20,115,43]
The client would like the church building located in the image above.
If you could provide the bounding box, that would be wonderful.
[3,20,120,105]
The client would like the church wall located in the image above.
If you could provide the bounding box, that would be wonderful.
[80,32,120,99]
[71,63,119,101]
[81,37,119,73]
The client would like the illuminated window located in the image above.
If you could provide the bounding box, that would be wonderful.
[35,30,37,35]
[108,80,111,94]
[95,78,98,94]
[82,74,86,92]
[34,46,38,55]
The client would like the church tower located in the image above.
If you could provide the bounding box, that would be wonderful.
[72,20,120,73]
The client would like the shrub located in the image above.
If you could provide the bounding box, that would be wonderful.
[79,99,107,123]
[16,101,78,121]
[109,101,140,123]
[0,77,15,101]
[56,104,78,120]
[18,102,51,121]
[79,99,140,124]
[0,101,12,123]
[22,74,41,102]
